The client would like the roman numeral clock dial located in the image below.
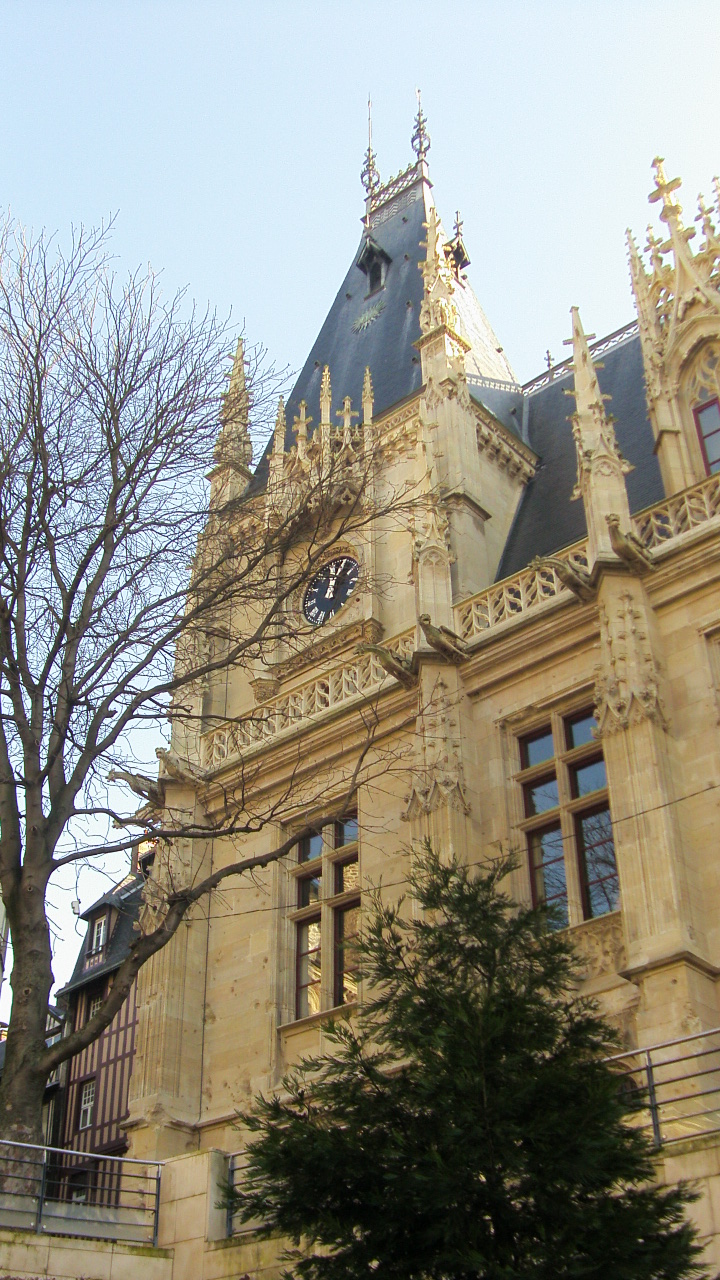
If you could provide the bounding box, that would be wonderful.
[303,557,360,626]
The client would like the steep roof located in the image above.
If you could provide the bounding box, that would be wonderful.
[496,328,663,578]
[58,873,144,998]
[251,164,516,488]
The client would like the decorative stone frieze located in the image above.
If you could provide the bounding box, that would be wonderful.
[474,407,536,482]
[404,672,469,819]
[572,912,628,982]
[594,592,666,736]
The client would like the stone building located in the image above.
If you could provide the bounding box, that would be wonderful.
[116,113,720,1276]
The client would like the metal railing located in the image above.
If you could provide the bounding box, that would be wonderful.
[609,1026,720,1148]
[0,1139,162,1244]
[227,1148,260,1238]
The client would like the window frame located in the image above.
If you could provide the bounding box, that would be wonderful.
[515,706,618,929]
[89,914,107,955]
[693,396,720,476]
[78,1078,96,1131]
[288,814,360,1021]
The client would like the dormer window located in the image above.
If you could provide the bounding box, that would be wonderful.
[356,237,391,298]
[90,914,106,955]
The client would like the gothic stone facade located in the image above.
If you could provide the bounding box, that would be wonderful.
[123,140,720,1274]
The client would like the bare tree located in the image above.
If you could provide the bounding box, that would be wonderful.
[0,216,417,1144]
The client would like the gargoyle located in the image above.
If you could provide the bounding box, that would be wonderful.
[606,513,655,572]
[155,748,205,785]
[418,614,468,663]
[530,554,595,603]
[357,643,419,689]
[107,769,165,810]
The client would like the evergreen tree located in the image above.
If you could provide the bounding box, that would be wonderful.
[231,847,708,1280]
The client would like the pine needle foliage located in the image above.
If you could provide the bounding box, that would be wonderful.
[230,845,709,1280]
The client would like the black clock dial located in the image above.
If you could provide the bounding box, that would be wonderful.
[303,557,360,626]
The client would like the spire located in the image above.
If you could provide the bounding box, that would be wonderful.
[362,366,374,426]
[646,157,720,328]
[360,96,381,199]
[419,206,458,336]
[319,365,332,426]
[216,337,252,471]
[273,397,286,457]
[336,396,358,447]
[566,307,633,567]
[293,401,310,459]
[411,89,430,165]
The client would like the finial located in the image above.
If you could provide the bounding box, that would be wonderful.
[361,96,381,197]
[645,224,665,274]
[273,397,286,455]
[696,193,716,241]
[293,401,311,453]
[216,336,252,468]
[567,307,602,406]
[649,156,684,222]
[545,349,553,370]
[320,365,332,426]
[411,88,430,163]
[454,211,463,240]
[362,366,374,426]
[337,395,359,444]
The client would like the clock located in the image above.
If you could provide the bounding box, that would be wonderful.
[303,557,360,626]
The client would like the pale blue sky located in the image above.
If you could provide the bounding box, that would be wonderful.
[1,0,719,996]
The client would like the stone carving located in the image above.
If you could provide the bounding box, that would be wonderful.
[685,340,720,409]
[573,911,627,982]
[594,593,666,736]
[419,207,460,337]
[475,410,536,482]
[202,629,415,769]
[413,502,452,565]
[454,544,591,641]
[628,159,720,385]
[404,674,469,818]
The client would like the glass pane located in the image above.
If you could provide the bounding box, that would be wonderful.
[336,856,359,894]
[297,918,321,1018]
[577,808,619,918]
[336,816,358,847]
[520,727,554,769]
[565,711,597,750]
[335,903,360,1005]
[571,756,607,797]
[703,430,720,465]
[529,825,568,929]
[697,401,720,434]
[298,874,321,907]
[298,831,323,863]
[524,774,559,816]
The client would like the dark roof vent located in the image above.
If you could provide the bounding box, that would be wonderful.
[356,236,392,297]
[445,211,471,278]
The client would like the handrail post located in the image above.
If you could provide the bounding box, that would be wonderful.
[645,1051,662,1148]
[36,1145,47,1234]
[226,1152,235,1238]
[152,1161,162,1248]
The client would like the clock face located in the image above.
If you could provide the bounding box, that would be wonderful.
[303,557,360,627]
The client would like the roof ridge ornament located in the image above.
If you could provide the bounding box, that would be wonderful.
[361,96,381,199]
[411,88,430,164]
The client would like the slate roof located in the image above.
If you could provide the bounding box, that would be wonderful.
[496,331,663,579]
[246,161,661,584]
[58,873,144,998]
[251,171,515,489]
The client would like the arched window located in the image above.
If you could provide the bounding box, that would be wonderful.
[685,342,720,475]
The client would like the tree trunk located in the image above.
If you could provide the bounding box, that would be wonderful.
[0,856,55,1149]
